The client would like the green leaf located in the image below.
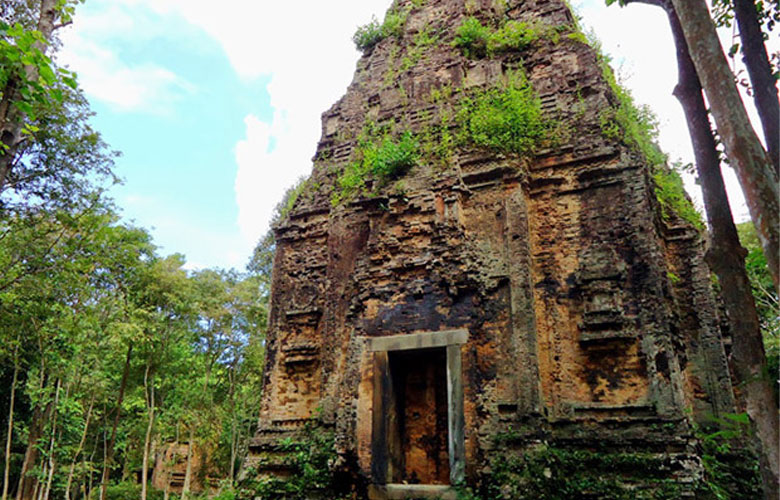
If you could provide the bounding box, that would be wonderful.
[14,100,33,115]
[38,63,56,86]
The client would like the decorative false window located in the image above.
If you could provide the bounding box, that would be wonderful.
[575,246,635,343]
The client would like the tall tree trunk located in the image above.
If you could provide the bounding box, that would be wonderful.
[41,380,60,500]
[2,345,19,500]
[733,0,780,174]
[99,344,132,500]
[669,0,779,291]
[228,365,237,483]
[141,362,155,500]
[180,427,194,500]
[86,426,99,500]
[623,0,780,496]
[64,396,94,500]
[16,372,51,500]
[229,417,237,484]
[0,0,59,193]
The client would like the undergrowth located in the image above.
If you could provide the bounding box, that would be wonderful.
[236,422,352,500]
[691,413,762,499]
[456,446,684,500]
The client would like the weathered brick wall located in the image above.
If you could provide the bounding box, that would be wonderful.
[245,0,736,492]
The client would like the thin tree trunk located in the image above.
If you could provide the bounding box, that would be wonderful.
[229,418,237,483]
[0,0,59,193]
[16,372,51,500]
[669,0,779,291]
[228,365,237,483]
[2,345,19,500]
[85,425,99,500]
[624,0,780,496]
[97,408,107,500]
[64,396,94,500]
[180,427,194,499]
[99,344,132,500]
[141,362,155,500]
[733,0,779,174]
[41,380,60,500]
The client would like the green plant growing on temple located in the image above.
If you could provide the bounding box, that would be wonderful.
[453,17,549,58]
[457,71,550,156]
[353,7,408,52]
[453,17,492,58]
[236,422,350,500]
[334,124,419,205]
[458,446,684,499]
[653,163,705,230]
[584,31,703,231]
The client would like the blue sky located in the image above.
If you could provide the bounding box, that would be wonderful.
[57,0,763,270]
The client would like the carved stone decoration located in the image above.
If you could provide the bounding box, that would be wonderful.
[575,246,634,341]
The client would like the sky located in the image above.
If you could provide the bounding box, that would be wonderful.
[56,0,769,271]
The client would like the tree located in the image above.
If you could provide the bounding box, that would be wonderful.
[0,0,82,195]
[712,0,779,174]
[737,221,780,394]
[607,0,779,496]
[669,0,779,291]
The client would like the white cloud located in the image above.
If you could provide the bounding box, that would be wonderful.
[58,3,194,114]
[129,0,394,246]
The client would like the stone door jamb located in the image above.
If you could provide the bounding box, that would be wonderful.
[367,329,467,485]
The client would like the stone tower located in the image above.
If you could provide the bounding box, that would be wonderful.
[245,0,739,497]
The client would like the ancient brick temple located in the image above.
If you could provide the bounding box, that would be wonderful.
[245,0,738,497]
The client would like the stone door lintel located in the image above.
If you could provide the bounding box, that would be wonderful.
[367,329,468,352]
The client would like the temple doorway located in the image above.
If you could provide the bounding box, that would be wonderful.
[388,347,450,484]
[368,329,466,494]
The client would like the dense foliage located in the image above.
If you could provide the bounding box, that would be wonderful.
[0,3,268,499]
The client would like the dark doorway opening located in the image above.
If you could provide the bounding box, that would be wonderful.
[388,347,450,485]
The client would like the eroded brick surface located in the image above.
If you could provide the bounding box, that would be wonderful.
[246,0,737,492]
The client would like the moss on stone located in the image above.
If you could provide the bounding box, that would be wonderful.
[458,446,686,500]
